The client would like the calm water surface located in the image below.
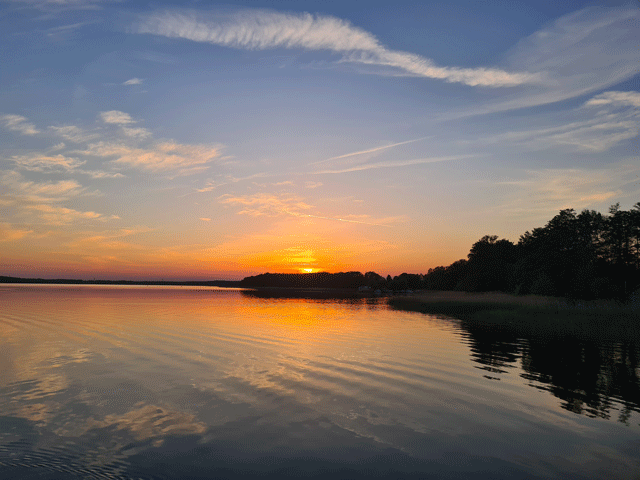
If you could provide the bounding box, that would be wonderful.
[0,285,638,479]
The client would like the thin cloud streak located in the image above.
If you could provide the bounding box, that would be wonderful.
[99,110,135,125]
[138,10,541,87]
[0,114,39,135]
[282,209,398,227]
[473,91,640,153]
[496,164,640,219]
[11,154,86,172]
[313,155,473,174]
[446,6,640,118]
[83,141,222,174]
[311,137,428,166]
[585,91,640,108]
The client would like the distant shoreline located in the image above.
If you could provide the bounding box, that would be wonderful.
[0,276,241,288]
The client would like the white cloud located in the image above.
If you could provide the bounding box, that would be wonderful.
[25,204,114,226]
[10,151,124,179]
[99,110,135,125]
[7,0,113,11]
[98,111,152,139]
[12,153,86,172]
[311,138,427,167]
[121,126,152,139]
[80,170,125,179]
[19,179,85,200]
[138,10,540,87]
[584,91,640,108]
[84,141,222,174]
[0,114,39,135]
[0,170,87,203]
[48,125,98,143]
[313,155,471,174]
[219,193,312,217]
[498,164,640,218]
[123,78,143,85]
[475,6,640,113]
[477,91,640,153]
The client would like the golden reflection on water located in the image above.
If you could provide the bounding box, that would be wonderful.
[0,285,467,439]
[1,285,639,479]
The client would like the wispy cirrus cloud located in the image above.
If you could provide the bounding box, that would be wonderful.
[81,170,125,179]
[121,126,152,139]
[310,138,427,168]
[9,149,125,179]
[99,110,135,125]
[7,0,113,11]
[0,114,39,135]
[584,91,640,108]
[26,204,118,226]
[219,193,312,217]
[4,110,220,178]
[0,171,87,203]
[0,223,33,242]
[11,153,86,173]
[123,78,143,85]
[0,170,109,231]
[476,91,640,153]
[462,6,640,115]
[0,170,117,229]
[283,210,406,227]
[98,110,152,139]
[49,125,99,143]
[313,155,472,175]
[497,163,640,218]
[138,10,541,88]
[219,192,405,227]
[84,141,222,174]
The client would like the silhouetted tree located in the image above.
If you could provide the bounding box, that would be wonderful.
[458,235,517,292]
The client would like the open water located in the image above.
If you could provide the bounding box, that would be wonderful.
[0,285,638,479]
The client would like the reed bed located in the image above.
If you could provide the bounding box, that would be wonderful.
[388,291,640,341]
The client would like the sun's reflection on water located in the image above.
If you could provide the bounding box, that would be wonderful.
[0,285,639,479]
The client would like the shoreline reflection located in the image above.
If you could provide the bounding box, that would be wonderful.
[458,320,640,424]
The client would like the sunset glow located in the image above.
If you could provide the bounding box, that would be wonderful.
[1,1,638,280]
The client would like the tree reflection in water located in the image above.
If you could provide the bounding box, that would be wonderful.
[459,321,640,425]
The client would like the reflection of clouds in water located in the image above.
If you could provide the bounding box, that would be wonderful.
[15,402,57,425]
[86,403,206,443]
[8,344,93,399]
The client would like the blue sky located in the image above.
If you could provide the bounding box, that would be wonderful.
[1,0,639,279]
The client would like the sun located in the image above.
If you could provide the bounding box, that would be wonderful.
[302,268,314,273]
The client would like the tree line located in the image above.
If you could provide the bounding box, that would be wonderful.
[241,203,640,300]
[400,203,640,299]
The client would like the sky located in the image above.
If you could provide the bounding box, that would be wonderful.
[1,0,639,280]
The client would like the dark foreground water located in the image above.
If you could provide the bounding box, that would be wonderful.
[0,285,638,479]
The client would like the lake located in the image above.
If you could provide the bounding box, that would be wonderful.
[1,285,638,479]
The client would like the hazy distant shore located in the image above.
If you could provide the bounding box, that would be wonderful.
[241,286,383,299]
[0,276,241,288]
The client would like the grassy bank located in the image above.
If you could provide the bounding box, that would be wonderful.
[388,291,640,341]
